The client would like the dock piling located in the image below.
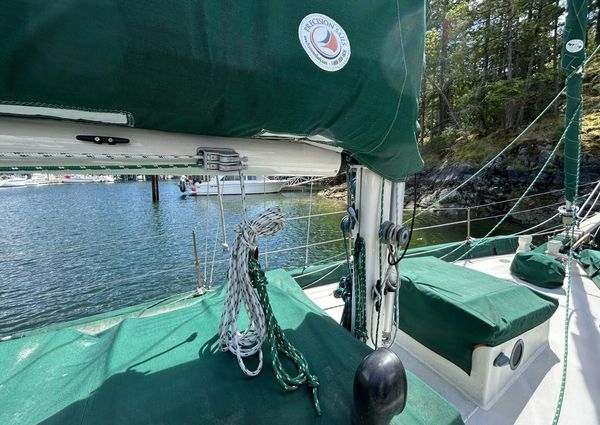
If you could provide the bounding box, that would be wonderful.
[151,175,160,203]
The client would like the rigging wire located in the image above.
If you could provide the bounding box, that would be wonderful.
[513,213,560,235]
[203,178,210,288]
[453,103,583,262]
[304,182,314,267]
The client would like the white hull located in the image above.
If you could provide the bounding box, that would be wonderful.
[187,180,284,196]
[24,173,50,186]
[0,177,27,187]
[61,175,96,184]
[24,179,49,186]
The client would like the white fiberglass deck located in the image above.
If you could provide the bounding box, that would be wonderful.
[305,254,600,425]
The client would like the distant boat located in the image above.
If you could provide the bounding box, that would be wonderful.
[61,174,96,184]
[96,175,116,183]
[24,173,49,186]
[181,175,285,196]
[0,175,27,187]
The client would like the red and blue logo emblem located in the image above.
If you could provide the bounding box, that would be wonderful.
[299,14,351,72]
[310,27,341,59]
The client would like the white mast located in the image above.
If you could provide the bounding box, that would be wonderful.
[354,166,406,347]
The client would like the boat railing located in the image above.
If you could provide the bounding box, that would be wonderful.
[411,184,598,242]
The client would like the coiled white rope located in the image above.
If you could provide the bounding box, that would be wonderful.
[218,206,284,376]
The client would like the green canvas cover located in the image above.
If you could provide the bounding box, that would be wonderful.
[579,249,600,290]
[0,1,426,181]
[398,257,559,374]
[0,269,463,425]
[510,251,565,289]
[561,0,587,202]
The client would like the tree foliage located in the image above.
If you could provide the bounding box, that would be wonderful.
[421,0,600,162]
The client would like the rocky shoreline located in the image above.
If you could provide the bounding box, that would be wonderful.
[318,144,600,225]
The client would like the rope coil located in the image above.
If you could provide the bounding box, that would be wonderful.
[219,206,321,414]
[218,207,284,376]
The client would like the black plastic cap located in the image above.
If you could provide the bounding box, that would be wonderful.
[353,348,408,425]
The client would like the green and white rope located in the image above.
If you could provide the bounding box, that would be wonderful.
[249,256,321,415]
[219,206,321,415]
[552,221,576,425]
[353,235,369,343]
[218,207,284,376]
[552,65,583,425]
[372,177,385,347]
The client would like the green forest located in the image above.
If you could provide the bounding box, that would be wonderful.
[420,0,600,167]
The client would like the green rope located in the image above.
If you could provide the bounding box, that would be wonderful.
[552,64,583,425]
[408,44,600,225]
[552,223,576,425]
[248,256,321,415]
[353,235,369,343]
[373,177,385,348]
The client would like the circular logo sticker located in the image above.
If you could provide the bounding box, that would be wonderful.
[565,39,584,53]
[298,13,351,72]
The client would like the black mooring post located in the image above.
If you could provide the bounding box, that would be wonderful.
[151,175,160,203]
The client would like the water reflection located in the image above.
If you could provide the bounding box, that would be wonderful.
[0,181,523,336]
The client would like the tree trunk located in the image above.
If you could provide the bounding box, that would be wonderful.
[504,0,516,130]
[553,0,561,116]
[436,0,450,135]
[517,1,542,126]
[420,75,426,146]
[483,9,491,80]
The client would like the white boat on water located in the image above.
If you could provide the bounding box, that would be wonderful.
[0,175,27,187]
[96,175,116,183]
[180,175,285,196]
[24,173,50,186]
[61,174,96,184]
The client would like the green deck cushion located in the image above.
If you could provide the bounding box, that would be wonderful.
[0,269,463,425]
[510,251,565,288]
[398,257,559,374]
[579,249,600,290]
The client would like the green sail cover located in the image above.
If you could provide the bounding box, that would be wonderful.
[0,269,463,425]
[561,0,588,202]
[0,1,426,181]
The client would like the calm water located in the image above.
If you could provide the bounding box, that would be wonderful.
[0,181,521,337]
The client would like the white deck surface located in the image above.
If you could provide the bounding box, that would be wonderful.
[303,283,344,323]
[305,254,600,425]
